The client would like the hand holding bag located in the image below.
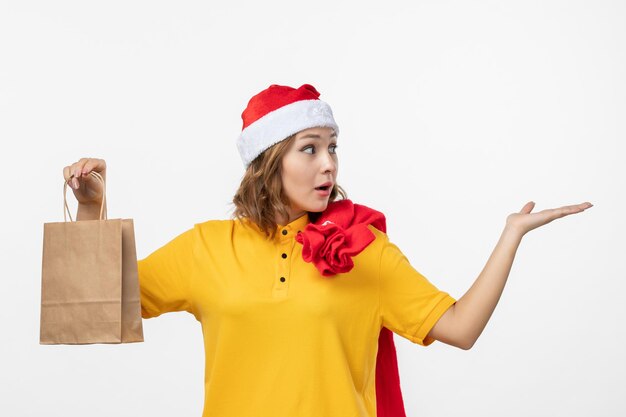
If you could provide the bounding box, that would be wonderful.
[40,171,144,344]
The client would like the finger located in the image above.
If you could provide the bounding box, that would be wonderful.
[552,204,588,219]
[563,203,591,213]
[81,158,105,178]
[63,165,72,182]
[520,201,535,214]
[78,158,100,183]
[70,159,90,188]
[63,165,77,189]
[69,162,85,187]
[70,160,82,180]
[75,158,91,178]
[569,203,586,212]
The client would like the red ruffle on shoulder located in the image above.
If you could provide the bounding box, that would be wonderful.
[295,199,386,276]
[295,199,407,417]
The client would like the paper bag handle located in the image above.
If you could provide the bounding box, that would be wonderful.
[63,171,107,222]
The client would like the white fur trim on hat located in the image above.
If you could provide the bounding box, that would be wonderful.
[237,99,339,168]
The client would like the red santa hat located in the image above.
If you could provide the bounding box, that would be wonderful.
[237,83,339,168]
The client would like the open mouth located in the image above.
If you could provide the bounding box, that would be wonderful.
[315,185,331,191]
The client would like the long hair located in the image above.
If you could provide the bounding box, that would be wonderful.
[231,133,347,240]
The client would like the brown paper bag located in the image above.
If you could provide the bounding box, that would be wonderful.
[40,171,144,344]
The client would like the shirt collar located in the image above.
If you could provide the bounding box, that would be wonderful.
[276,212,310,241]
[242,212,310,241]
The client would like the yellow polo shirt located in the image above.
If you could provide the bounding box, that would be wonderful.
[138,212,456,417]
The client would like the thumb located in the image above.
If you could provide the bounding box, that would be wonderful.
[520,201,535,214]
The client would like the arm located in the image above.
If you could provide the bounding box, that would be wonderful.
[427,225,522,350]
[427,201,593,350]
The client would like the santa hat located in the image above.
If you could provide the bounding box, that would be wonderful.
[237,84,339,168]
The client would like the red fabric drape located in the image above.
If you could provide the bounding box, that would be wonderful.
[295,199,407,417]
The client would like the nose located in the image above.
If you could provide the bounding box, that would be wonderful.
[320,148,337,174]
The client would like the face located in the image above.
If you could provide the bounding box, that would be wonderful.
[280,126,338,223]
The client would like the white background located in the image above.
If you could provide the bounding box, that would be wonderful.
[1,0,624,416]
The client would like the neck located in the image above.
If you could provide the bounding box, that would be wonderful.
[276,209,306,227]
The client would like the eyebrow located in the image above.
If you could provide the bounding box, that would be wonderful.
[298,132,338,140]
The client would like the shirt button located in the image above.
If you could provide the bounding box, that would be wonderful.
[281,253,287,259]
[282,229,288,235]
[280,277,286,282]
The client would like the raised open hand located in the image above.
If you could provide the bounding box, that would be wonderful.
[506,201,593,236]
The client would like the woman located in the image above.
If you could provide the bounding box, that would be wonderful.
[62,84,592,417]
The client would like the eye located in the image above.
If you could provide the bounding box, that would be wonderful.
[301,144,339,155]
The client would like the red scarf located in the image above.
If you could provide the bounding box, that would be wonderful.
[295,199,407,417]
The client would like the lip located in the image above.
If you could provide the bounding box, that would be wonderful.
[314,182,333,197]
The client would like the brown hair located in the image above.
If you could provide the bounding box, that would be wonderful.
[230,133,348,240]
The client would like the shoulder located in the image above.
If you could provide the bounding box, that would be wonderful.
[343,224,389,278]
[194,218,235,231]
[347,195,391,262]
[351,199,389,240]
[336,198,390,248]
[192,217,265,247]
[365,224,391,253]
[193,219,236,241]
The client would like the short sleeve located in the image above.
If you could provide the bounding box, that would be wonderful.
[379,233,456,346]
[137,227,196,319]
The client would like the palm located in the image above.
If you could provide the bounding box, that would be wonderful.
[506,201,593,236]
